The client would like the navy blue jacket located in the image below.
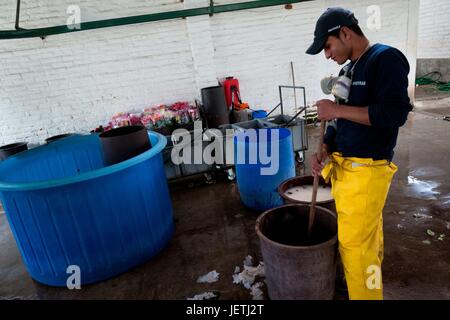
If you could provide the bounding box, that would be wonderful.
[323,43,413,161]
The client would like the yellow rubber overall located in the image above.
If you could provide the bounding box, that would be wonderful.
[322,152,398,300]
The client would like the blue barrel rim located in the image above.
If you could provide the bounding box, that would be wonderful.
[0,131,167,191]
[234,127,291,144]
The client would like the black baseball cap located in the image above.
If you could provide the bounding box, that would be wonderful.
[306,7,359,55]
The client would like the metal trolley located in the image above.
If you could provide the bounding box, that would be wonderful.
[163,127,216,182]
[264,85,309,163]
[163,85,310,182]
[209,85,310,180]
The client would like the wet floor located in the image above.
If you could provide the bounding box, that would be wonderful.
[0,94,449,300]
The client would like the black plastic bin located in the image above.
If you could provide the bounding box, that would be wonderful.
[99,126,151,166]
[0,142,28,160]
[45,133,76,144]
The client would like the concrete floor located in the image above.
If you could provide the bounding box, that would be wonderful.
[0,89,449,300]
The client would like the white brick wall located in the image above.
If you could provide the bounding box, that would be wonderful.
[0,0,419,145]
[417,0,450,59]
[211,0,419,111]
[185,0,219,90]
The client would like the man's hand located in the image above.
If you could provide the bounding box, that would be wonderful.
[316,100,372,126]
[311,144,329,176]
[316,99,339,121]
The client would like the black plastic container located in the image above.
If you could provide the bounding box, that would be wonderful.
[205,113,230,129]
[0,142,28,160]
[201,86,230,128]
[99,126,151,166]
[201,86,228,115]
[45,133,75,144]
[278,175,336,213]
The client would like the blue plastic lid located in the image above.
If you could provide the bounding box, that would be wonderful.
[252,110,268,119]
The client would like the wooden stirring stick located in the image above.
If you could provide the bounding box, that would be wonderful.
[308,119,327,238]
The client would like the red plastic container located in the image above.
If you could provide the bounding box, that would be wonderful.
[222,77,241,110]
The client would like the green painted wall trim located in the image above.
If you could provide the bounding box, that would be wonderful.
[1,0,311,40]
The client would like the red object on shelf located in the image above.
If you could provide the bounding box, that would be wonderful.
[222,77,241,110]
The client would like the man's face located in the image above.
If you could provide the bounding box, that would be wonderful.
[323,31,351,65]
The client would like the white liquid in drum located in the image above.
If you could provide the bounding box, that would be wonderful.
[284,185,333,202]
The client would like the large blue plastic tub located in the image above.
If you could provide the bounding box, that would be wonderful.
[234,128,295,211]
[0,132,174,286]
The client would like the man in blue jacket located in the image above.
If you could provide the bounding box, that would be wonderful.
[306,7,412,300]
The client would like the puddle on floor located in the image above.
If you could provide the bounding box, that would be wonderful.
[409,167,446,178]
[406,175,440,200]
[440,195,450,208]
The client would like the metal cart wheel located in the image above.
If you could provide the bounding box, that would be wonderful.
[313,118,320,127]
[295,151,305,164]
[204,172,216,185]
[226,168,236,181]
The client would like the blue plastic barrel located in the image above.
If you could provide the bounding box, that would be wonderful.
[234,128,295,211]
[252,110,268,119]
[0,131,174,286]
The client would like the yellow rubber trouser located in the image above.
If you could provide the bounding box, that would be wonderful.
[321,152,398,300]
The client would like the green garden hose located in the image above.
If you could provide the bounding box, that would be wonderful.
[416,71,450,92]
